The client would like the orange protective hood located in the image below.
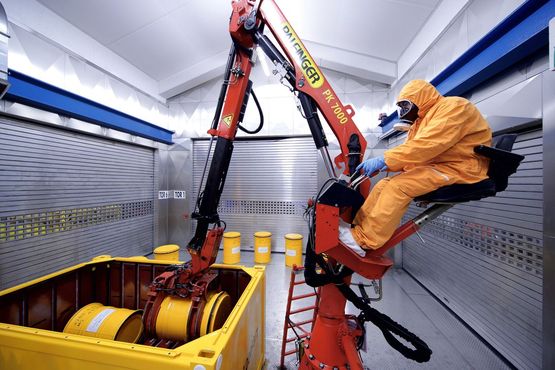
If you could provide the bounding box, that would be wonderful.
[397,80,442,118]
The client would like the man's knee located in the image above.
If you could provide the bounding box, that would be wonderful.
[382,175,415,201]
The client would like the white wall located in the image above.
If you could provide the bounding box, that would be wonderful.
[3,0,181,132]
[8,23,178,131]
[169,65,389,140]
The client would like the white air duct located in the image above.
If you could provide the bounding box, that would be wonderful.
[0,1,9,98]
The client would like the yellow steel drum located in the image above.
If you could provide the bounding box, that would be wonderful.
[223,231,241,264]
[153,244,180,261]
[63,303,143,343]
[285,233,303,267]
[155,291,232,341]
[254,231,272,264]
[155,295,193,341]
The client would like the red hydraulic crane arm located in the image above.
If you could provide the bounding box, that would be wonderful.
[258,0,367,175]
[224,0,367,177]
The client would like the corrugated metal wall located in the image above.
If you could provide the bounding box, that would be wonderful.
[193,137,317,252]
[399,129,542,369]
[0,117,155,289]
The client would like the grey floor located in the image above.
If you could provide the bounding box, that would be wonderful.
[214,251,510,370]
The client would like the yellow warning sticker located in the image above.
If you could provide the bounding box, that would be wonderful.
[222,114,233,127]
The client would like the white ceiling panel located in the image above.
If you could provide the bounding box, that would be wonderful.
[278,0,440,61]
[37,0,189,44]
[108,4,229,80]
[35,0,444,96]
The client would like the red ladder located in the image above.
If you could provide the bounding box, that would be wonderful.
[280,265,321,369]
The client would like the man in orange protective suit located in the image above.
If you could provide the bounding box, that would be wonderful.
[339,79,492,256]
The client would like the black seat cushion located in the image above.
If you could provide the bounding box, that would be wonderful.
[414,178,496,203]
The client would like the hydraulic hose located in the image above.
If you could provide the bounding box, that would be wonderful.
[238,89,264,134]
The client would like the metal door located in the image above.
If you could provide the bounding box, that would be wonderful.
[193,137,318,252]
[401,129,543,369]
[0,117,155,289]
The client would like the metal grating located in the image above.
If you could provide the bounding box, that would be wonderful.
[218,200,307,215]
[399,129,543,369]
[0,117,155,289]
[193,137,318,251]
[0,201,153,242]
[421,215,542,276]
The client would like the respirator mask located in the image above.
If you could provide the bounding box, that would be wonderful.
[393,100,419,132]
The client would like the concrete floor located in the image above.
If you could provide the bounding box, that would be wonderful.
[215,250,510,370]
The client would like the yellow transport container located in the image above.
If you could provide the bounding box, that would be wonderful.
[153,244,181,261]
[285,233,303,267]
[0,256,266,370]
[223,231,241,264]
[254,231,272,264]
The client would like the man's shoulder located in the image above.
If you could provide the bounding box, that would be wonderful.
[440,96,471,106]
[434,96,476,114]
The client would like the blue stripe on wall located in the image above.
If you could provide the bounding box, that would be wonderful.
[5,70,174,144]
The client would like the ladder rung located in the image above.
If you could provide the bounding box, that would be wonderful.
[286,329,308,340]
[292,292,317,300]
[296,326,310,335]
[286,327,309,341]
[286,332,309,343]
[284,349,298,356]
[290,318,315,327]
[286,322,312,338]
[290,305,317,315]
[293,280,306,285]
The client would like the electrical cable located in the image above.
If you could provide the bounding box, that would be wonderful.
[338,283,432,363]
[287,317,302,341]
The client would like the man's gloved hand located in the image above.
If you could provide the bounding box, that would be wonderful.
[356,155,388,176]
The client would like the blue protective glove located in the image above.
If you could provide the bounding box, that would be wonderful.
[356,155,388,176]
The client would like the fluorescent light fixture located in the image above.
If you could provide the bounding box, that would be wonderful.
[550,17,554,71]
[256,47,271,77]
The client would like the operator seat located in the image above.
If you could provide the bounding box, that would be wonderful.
[414,134,525,204]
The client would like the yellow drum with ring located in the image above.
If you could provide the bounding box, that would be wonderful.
[153,244,180,261]
[199,291,233,336]
[223,231,241,264]
[285,233,303,267]
[254,231,272,264]
[63,303,143,343]
[155,295,193,341]
[155,291,232,341]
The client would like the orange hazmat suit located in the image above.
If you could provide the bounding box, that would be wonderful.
[351,80,492,250]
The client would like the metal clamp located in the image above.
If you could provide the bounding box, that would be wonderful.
[349,173,368,190]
